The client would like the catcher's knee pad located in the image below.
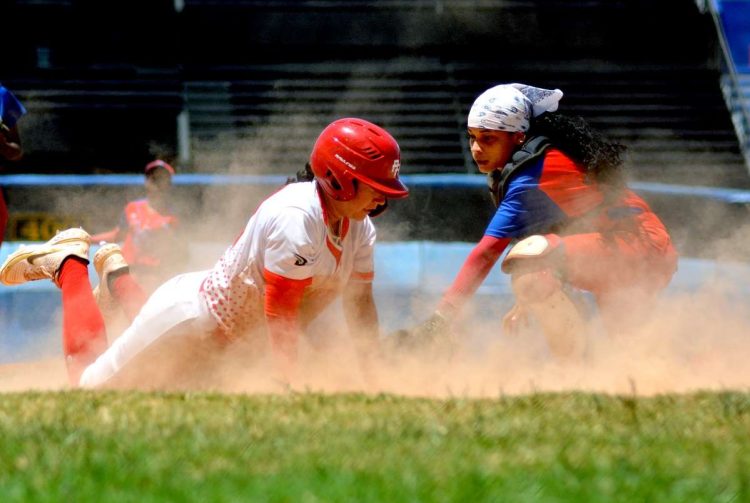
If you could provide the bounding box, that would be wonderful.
[511,268,562,304]
[501,234,562,274]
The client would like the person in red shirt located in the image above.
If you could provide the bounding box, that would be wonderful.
[91,159,186,293]
[400,83,678,360]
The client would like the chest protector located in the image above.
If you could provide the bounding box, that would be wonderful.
[487,135,551,208]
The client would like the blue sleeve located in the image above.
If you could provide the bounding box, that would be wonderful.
[484,158,568,239]
[0,86,27,128]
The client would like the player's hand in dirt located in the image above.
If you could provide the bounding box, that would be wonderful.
[386,312,456,359]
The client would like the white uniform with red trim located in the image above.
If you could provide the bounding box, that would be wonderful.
[201,181,376,334]
[79,181,376,388]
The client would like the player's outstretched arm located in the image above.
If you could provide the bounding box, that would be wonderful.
[388,235,512,354]
[263,269,309,388]
[437,234,511,317]
[343,280,381,388]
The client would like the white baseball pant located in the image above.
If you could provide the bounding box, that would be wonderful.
[79,270,218,388]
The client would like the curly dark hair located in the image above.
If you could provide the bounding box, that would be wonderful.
[532,113,627,189]
[285,162,315,185]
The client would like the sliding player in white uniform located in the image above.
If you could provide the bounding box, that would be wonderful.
[0,118,409,389]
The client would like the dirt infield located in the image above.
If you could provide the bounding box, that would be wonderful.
[3,284,750,397]
[0,358,68,392]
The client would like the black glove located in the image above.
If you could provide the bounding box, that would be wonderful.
[388,312,455,357]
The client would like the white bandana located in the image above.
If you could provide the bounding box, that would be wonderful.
[467,83,564,132]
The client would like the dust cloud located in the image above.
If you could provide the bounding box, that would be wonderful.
[5,166,750,397]
[4,237,750,398]
[4,73,750,398]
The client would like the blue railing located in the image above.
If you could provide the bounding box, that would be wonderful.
[707,0,750,172]
[3,173,750,204]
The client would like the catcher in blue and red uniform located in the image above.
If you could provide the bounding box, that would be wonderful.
[402,83,678,359]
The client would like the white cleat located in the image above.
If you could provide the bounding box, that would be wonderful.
[92,242,129,310]
[0,228,91,286]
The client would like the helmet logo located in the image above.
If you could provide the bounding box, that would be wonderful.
[391,159,401,177]
[334,153,358,171]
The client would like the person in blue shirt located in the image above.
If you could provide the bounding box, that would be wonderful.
[0,84,28,247]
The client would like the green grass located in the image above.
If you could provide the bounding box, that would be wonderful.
[1,391,749,502]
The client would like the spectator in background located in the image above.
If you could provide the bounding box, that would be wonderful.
[0,84,27,247]
[399,83,678,360]
[91,159,187,293]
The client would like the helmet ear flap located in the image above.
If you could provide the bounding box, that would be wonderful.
[327,170,342,192]
[324,168,356,201]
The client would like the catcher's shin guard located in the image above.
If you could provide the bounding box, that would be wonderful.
[504,235,587,360]
[525,285,588,360]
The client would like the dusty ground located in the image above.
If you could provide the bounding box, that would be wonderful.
[0,357,68,392]
[2,280,750,397]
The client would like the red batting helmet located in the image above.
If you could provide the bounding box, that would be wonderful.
[310,118,409,201]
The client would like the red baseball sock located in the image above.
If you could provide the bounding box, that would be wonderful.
[109,272,148,322]
[58,256,109,385]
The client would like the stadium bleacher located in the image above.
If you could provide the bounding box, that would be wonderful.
[3,0,745,182]
[183,58,750,188]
